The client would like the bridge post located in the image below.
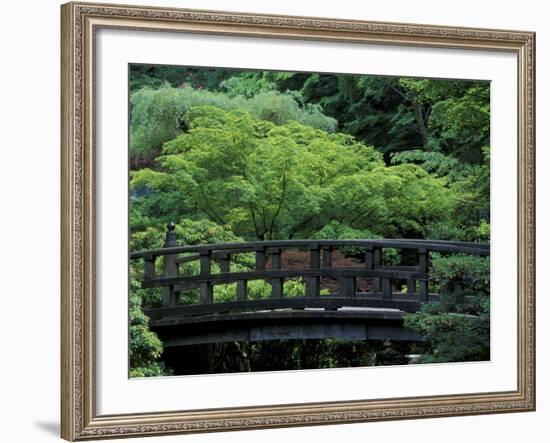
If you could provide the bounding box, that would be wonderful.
[162,222,178,307]
[371,246,382,293]
[199,249,213,304]
[249,245,266,300]
[255,246,266,271]
[236,280,248,301]
[418,248,430,302]
[143,254,155,281]
[365,245,376,294]
[322,246,333,268]
[365,245,373,269]
[218,252,231,273]
[342,275,356,297]
[271,248,284,298]
[382,277,392,300]
[306,243,320,297]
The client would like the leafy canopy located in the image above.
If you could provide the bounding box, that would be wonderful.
[131,105,455,241]
[130,86,337,163]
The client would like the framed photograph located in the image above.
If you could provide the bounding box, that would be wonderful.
[61,1,536,440]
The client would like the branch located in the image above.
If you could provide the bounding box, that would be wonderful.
[197,187,226,225]
[389,84,408,100]
[268,161,289,237]
[248,206,261,240]
[287,214,317,239]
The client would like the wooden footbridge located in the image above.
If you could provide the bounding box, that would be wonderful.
[130,223,490,348]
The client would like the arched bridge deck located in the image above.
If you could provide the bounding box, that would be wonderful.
[131,224,489,346]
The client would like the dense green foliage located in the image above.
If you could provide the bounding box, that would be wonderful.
[132,106,453,241]
[206,71,490,164]
[130,86,336,164]
[404,254,490,363]
[128,65,491,375]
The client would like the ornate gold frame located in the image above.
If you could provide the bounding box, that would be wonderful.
[61,1,536,440]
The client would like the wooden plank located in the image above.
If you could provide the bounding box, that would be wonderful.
[418,248,429,272]
[322,247,333,268]
[377,265,418,271]
[306,245,321,297]
[236,280,247,301]
[154,308,409,325]
[418,248,429,301]
[145,296,422,319]
[143,267,429,289]
[382,278,392,300]
[174,253,200,265]
[306,277,320,298]
[162,286,178,308]
[176,249,255,265]
[359,292,439,303]
[200,283,213,304]
[143,255,155,280]
[131,239,490,259]
[342,277,356,297]
[365,246,373,269]
[271,249,282,270]
[372,247,381,292]
[199,250,213,304]
[199,250,211,275]
[270,249,283,298]
[255,246,266,270]
[158,323,423,347]
[162,227,179,307]
[218,252,231,273]
[309,244,320,268]
[249,323,366,342]
[271,278,284,298]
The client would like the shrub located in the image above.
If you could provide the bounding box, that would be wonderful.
[430,253,490,295]
[130,86,337,162]
[403,252,490,363]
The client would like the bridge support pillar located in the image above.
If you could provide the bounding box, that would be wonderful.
[237,280,248,301]
[382,278,392,299]
[322,246,333,268]
[271,249,284,298]
[218,252,231,273]
[373,247,381,292]
[418,248,430,302]
[162,222,178,307]
[255,246,266,270]
[342,277,356,297]
[306,244,321,297]
[365,245,381,294]
[200,249,213,304]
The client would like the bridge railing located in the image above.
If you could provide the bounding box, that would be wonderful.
[130,223,489,314]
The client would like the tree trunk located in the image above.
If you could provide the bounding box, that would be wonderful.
[412,98,430,149]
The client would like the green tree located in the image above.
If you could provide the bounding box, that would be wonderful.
[130,65,236,93]
[130,86,336,165]
[294,74,490,164]
[127,67,491,374]
[404,253,490,363]
[129,273,171,377]
[132,106,454,241]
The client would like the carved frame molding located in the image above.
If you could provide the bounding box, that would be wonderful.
[61,2,535,440]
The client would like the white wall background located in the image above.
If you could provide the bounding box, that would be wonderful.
[0,0,546,442]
